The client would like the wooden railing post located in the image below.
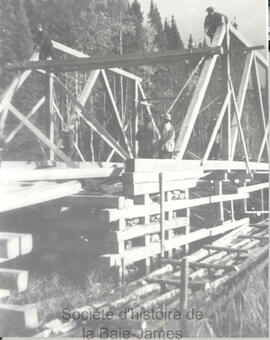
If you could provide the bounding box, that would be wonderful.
[180,257,189,335]
[159,172,165,258]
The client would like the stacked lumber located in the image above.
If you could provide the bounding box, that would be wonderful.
[0,181,82,213]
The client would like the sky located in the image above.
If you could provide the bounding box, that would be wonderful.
[138,0,268,56]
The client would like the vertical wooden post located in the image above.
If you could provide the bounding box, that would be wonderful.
[184,189,190,255]
[133,80,139,156]
[159,173,165,258]
[261,189,264,213]
[180,257,189,334]
[221,26,231,161]
[226,27,231,164]
[214,180,224,222]
[230,200,235,221]
[120,257,125,285]
[46,73,54,160]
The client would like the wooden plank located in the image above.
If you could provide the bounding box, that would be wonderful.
[0,181,81,213]
[0,167,123,182]
[126,159,269,173]
[109,217,188,242]
[0,232,33,256]
[238,182,269,193]
[47,73,54,160]
[230,52,253,159]
[0,236,20,259]
[0,269,28,292]
[174,25,226,159]
[7,104,77,168]
[51,40,142,81]
[123,169,204,183]
[0,304,38,330]
[123,178,198,196]
[98,192,249,223]
[7,46,223,73]
[61,194,131,209]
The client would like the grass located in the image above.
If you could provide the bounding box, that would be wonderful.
[194,264,269,337]
[3,254,268,337]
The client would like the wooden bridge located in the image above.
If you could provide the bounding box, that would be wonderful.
[0,23,268,335]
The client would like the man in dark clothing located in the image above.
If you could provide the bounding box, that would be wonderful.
[34,24,55,60]
[158,113,175,159]
[204,7,228,42]
[135,117,157,158]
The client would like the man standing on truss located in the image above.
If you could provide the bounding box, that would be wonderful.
[204,7,228,42]
[34,24,55,60]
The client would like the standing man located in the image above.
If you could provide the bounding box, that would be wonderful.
[34,24,55,60]
[135,116,158,158]
[158,113,175,159]
[204,7,228,42]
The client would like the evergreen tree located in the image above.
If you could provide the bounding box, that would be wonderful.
[130,0,145,53]
[169,15,183,49]
[188,34,194,49]
[147,1,166,50]
[0,0,32,91]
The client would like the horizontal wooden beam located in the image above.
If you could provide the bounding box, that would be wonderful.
[109,217,187,242]
[123,178,198,196]
[0,232,33,257]
[0,304,38,330]
[0,236,20,259]
[60,194,131,209]
[126,159,269,173]
[52,40,142,81]
[0,269,28,293]
[238,182,269,193]
[123,169,204,184]
[5,46,223,73]
[0,167,123,182]
[0,181,82,213]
